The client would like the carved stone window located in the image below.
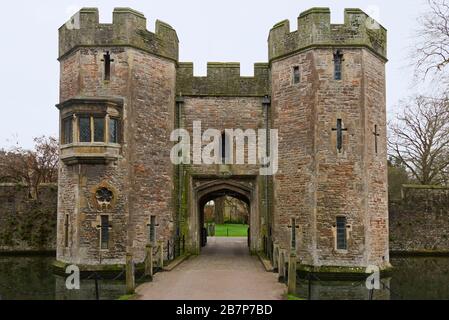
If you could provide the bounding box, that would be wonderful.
[96,187,114,210]
[293,66,300,84]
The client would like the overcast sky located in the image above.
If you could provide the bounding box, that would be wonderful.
[0,0,427,149]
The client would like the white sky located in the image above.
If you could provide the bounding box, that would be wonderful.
[0,0,427,149]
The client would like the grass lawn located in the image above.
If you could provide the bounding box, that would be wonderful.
[215,224,249,237]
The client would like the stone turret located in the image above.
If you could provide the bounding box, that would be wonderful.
[270,7,390,272]
[56,8,177,267]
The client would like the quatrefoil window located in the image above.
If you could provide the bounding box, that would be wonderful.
[96,187,114,208]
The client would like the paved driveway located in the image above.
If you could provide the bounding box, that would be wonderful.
[136,237,286,300]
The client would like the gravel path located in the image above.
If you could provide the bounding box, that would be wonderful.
[136,237,286,300]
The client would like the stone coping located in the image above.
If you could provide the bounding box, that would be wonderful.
[56,97,124,110]
[390,251,449,257]
[296,264,393,281]
[402,184,449,190]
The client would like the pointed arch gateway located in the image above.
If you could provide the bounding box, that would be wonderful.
[188,177,262,254]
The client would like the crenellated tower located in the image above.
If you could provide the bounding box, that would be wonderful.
[269,8,389,272]
[57,7,178,266]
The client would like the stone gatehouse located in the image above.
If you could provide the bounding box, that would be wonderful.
[56,7,389,274]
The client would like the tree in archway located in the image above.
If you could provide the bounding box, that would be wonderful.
[214,197,225,224]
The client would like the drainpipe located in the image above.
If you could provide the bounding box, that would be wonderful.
[176,95,185,253]
[262,96,271,258]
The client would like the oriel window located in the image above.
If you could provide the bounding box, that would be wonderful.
[73,114,121,144]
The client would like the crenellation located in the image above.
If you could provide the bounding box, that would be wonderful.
[59,7,179,61]
[269,8,387,62]
[176,62,270,97]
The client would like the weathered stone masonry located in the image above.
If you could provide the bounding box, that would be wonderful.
[0,184,57,252]
[56,7,390,274]
[390,186,449,253]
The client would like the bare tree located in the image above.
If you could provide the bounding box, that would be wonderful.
[33,136,59,185]
[0,136,59,198]
[413,0,449,81]
[214,197,225,225]
[0,147,33,185]
[389,95,449,185]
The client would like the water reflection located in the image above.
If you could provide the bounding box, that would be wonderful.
[296,279,391,300]
[1,255,448,300]
[390,256,449,300]
[295,257,449,300]
[0,256,55,300]
[0,256,128,300]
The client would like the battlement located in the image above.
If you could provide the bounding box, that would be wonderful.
[268,8,387,62]
[176,62,270,97]
[59,7,179,61]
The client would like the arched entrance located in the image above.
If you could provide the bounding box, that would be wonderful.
[199,190,250,248]
[189,177,261,254]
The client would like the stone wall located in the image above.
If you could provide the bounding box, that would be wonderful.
[390,186,449,253]
[0,184,57,252]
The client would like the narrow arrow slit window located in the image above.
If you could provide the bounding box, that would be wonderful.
[100,215,110,250]
[336,216,348,250]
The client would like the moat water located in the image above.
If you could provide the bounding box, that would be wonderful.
[0,255,448,300]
